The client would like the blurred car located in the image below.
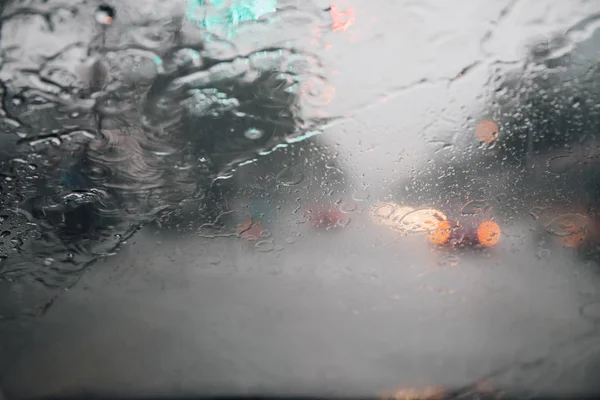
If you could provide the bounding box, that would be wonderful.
[384,26,600,258]
[369,200,501,249]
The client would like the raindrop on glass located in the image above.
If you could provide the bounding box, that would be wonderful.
[400,208,447,234]
[546,214,587,236]
[207,256,222,265]
[536,248,550,259]
[460,199,493,216]
[547,155,577,174]
[260,229,271,238]
[255,239,275,252]
[438,255,459,267]
[337,216,351,227]
[244,127,264,140]
[276,167,304,186]
[95,5,115,25]
[352,189,370,202]
[339,201,357,213]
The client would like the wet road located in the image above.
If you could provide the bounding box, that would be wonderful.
[4,202,600,397]
[2,0,600,398]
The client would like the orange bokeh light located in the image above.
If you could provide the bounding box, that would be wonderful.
[427,220,453,245]
[475,120,499,144]
[477,220,501,247]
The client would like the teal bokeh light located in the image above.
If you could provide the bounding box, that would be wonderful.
[186,0,278,38]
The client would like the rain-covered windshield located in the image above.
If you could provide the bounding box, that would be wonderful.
[1,0,600,399]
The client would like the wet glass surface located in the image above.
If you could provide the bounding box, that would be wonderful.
[1,0,600,398]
